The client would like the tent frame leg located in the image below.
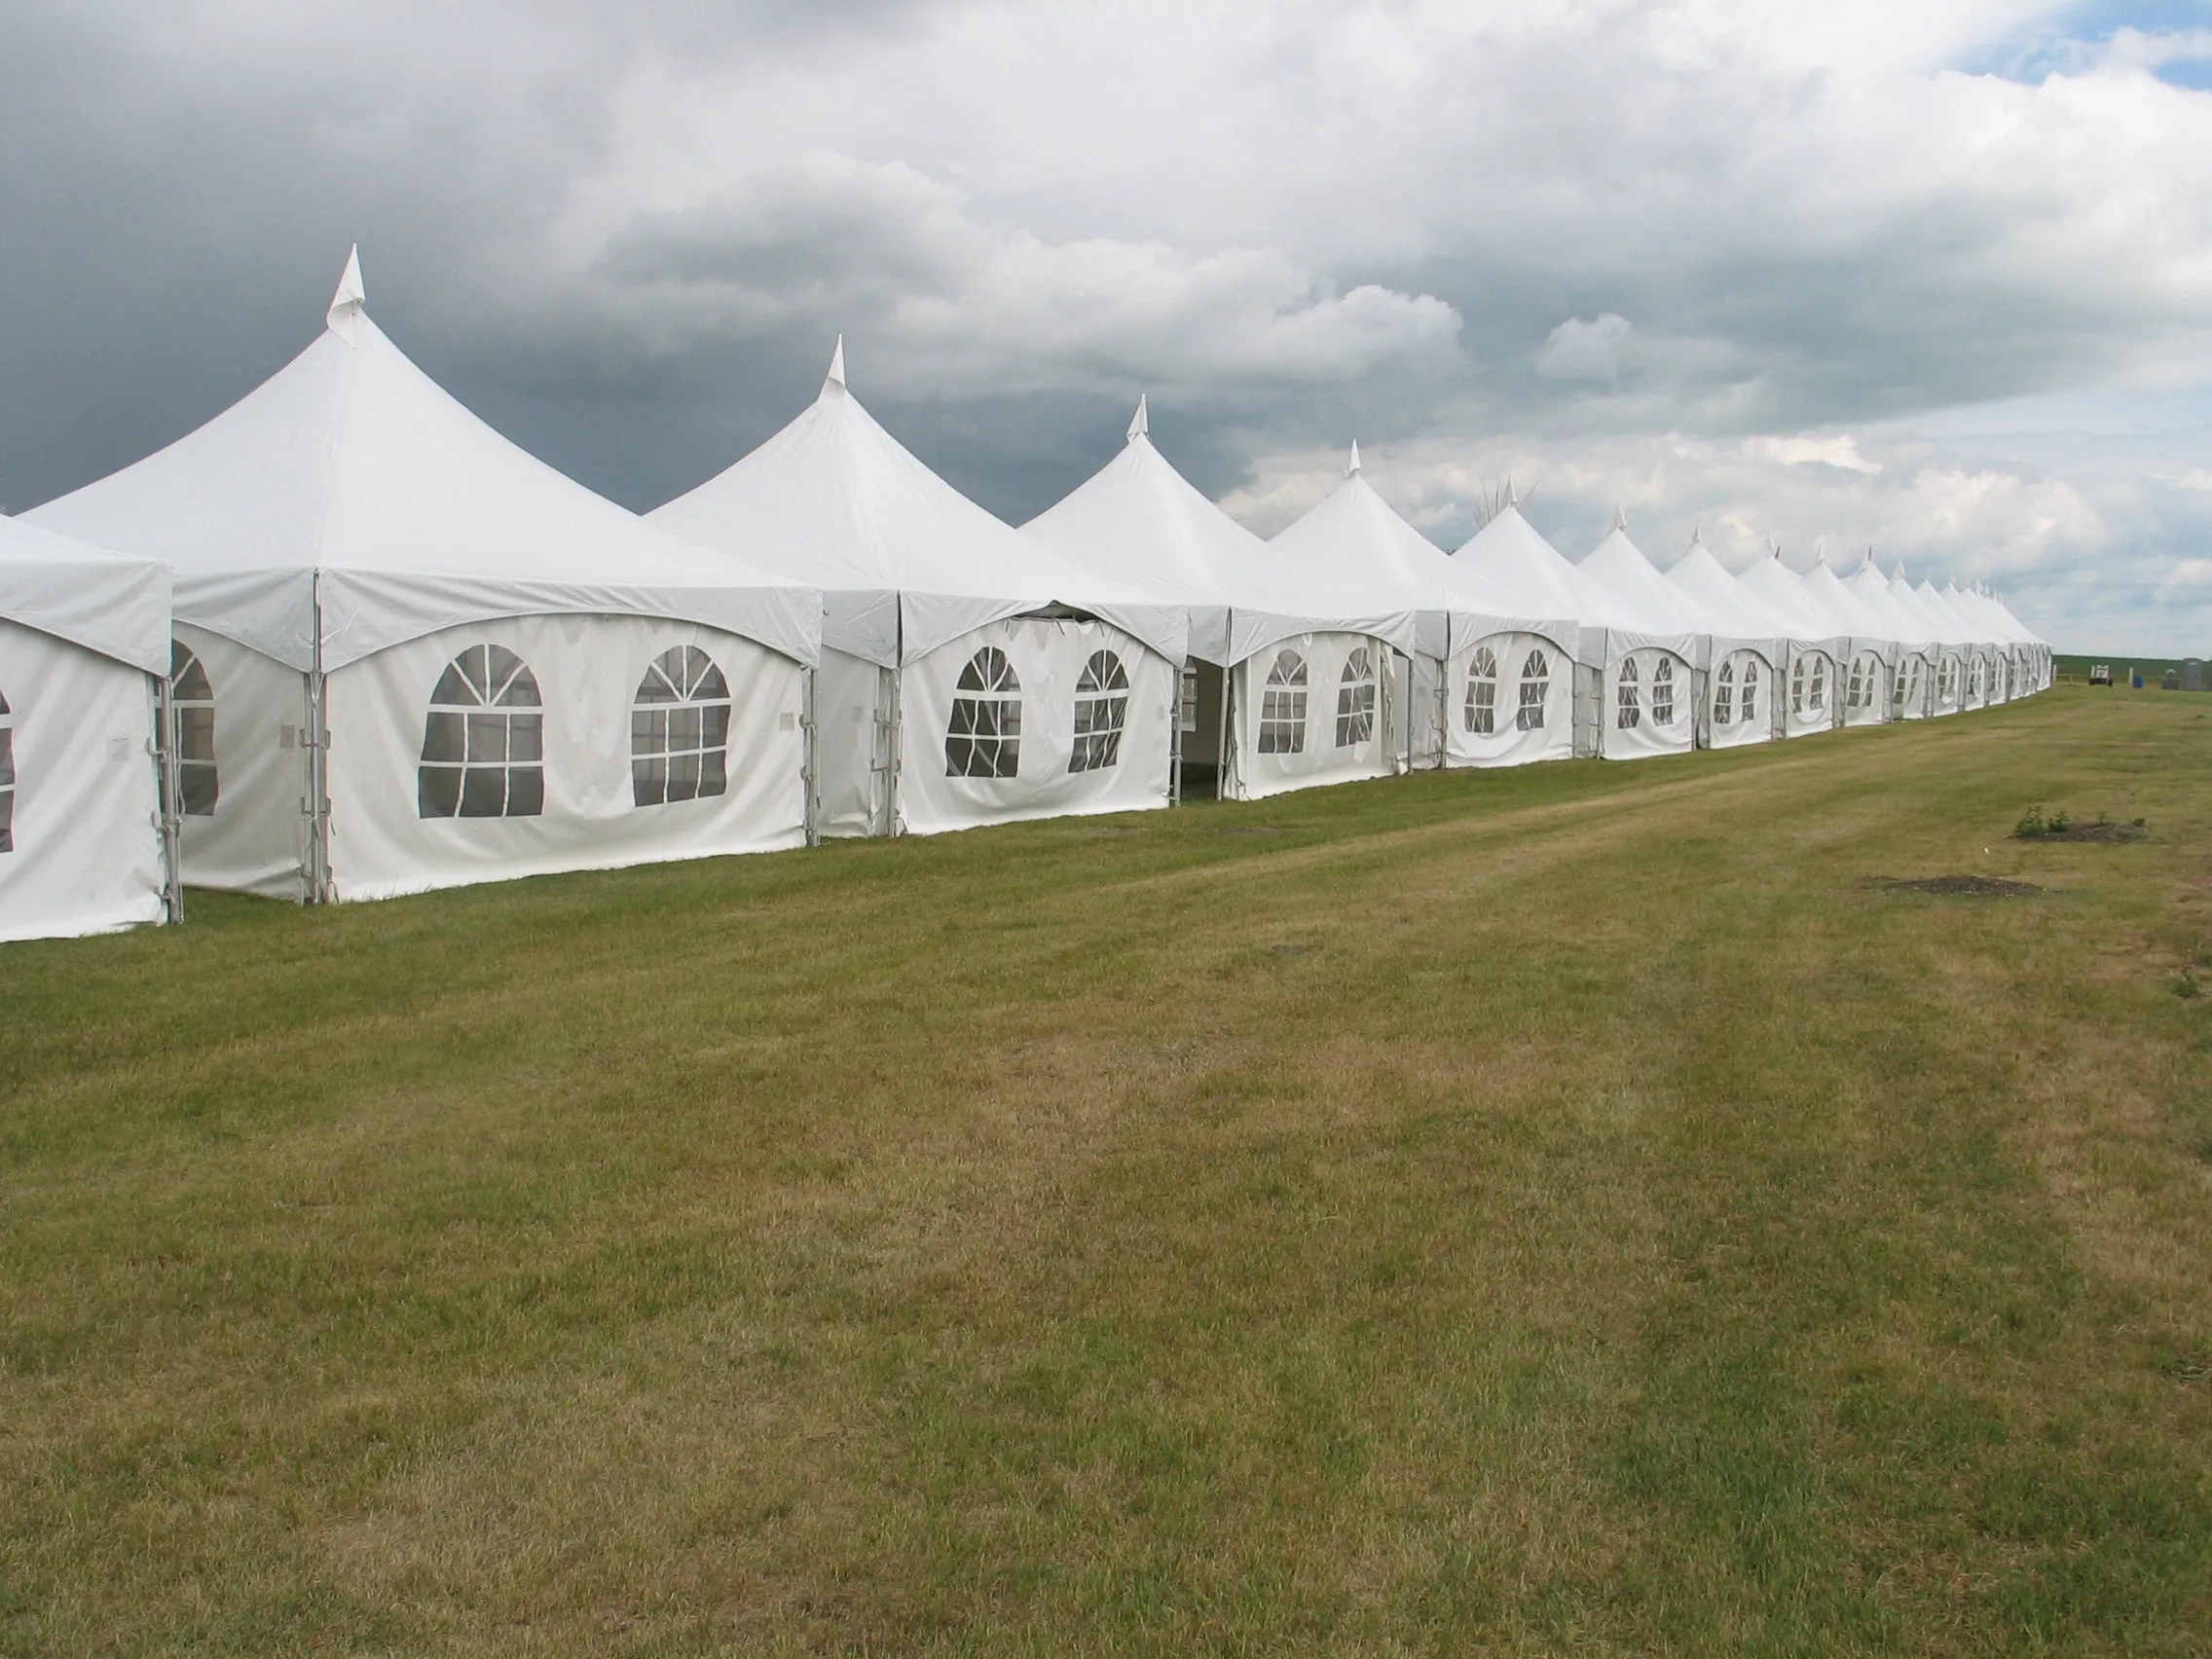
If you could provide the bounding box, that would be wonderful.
[154,672,184,925]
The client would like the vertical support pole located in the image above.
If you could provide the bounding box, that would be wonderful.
[1216,655,1235,803]
[153,670,184,924]
[800,663,821,847]
[1169,659,1189,807]
[303,573,335,904]
[1434,649,1450,769]
[887,633,905,837]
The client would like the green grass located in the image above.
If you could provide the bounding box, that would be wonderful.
[4,689,2211,1655]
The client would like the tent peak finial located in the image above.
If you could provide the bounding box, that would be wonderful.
[1347,438,1361,477]
[326,244,366,343]
[1608,503,1628,535]
[1689,523,1703,548]
[823,335,846,397]
[1127,394,1149,444]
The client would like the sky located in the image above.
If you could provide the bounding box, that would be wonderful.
[3,0,2209,651]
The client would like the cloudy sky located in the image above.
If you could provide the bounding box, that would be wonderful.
[4,0,2209,650]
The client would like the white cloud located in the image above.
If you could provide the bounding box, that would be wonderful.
[1535,314,1634,383]
[6,0,2212,646]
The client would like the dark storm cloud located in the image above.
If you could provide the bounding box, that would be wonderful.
[3,1,2210,646]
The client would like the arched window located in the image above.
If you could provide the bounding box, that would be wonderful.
[1463,644,1498,734]
[1259,649,1308,754]
[1651,657,1677,726]
[0,686,13,853]
[170,641,218,817]
[419,644,544,818]
[1069,649,1128,773]
[1789,655,1808,715]
[632,645,730,807]
[1808,654,1826,712]
[1334,646,1377,748]
[1615,656,1641,729]
[1714,659,1735,726]
[1516,649,1549,731]
[1739,659,1760,726]
[946,646,1021,777]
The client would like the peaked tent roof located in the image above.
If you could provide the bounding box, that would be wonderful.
[1023,403,1279,665]
[1735,548,1850,650]
[1577,516,1710,638]
[1886,567,1964,645]
[1915,577,1984,645]
[1845,556,1934,649]
[1799,554,1894,645]
[0,513,171,676]
[1263,447,1493,657]
[1665,535,1795,645]
[1451,504,1644,663]
[652,349,1182,667]
[28,251,818,673]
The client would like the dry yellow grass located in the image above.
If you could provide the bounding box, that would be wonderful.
[2,687,2209,1654]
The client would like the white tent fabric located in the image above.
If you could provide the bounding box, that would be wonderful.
[1025,407,1393,800]
[1845,558,1936,718]
[1445,505,1626,767]
[1885,570,1968,714]
[1913,575,1983,712]
[1735,551,1851,738]
[653,357,1186,835]
[1664,537,1789,748]
[1577,515,1703,760]
[0,514,172,940]
[1798,557,1898,726]
[1936,581,2002,705]
[1264,449,1474,767]
[28,251,821,901]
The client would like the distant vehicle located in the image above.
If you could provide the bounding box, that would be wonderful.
[2089,664,2113,685]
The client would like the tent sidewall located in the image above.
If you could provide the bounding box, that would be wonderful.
[0,616,167,941]
[326,613,808,903]
[1227,630,1395,800]
[1600,646,1697,760]
[897,614,1173,834]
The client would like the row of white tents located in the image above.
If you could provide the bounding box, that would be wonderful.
[1,253,2049,942]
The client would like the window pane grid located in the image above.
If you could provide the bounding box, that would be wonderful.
[948,647,1022,777]
[1070,650,1128,774]
[1651,657,1676,726]
[1516,650,1549,731]
[1463,645,1497,734]
[1334,647,1376,749]
[632,646,733,807]
[1258,649,1309,755]
[420,645,545,819]
[168,642,219,818]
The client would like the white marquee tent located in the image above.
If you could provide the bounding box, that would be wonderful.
[29,251,822,903]
[1796,555,1897,727]
[1665,535,1790,748]
[1889,569,1973,714]
[1264,444,1490,770]
[652,351,1185,836]
[1845,558,1937,718]
[1444,500,1623,767]
[1576,512,1708,760]
[1735,550,1852,738]
[0,513,176,940]
[1025,405,1393,801]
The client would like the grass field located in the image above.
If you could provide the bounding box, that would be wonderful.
[4,690,2210,1655]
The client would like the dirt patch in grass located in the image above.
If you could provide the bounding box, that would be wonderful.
[1874,874,2046,897]
[2038,821,2148,844]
